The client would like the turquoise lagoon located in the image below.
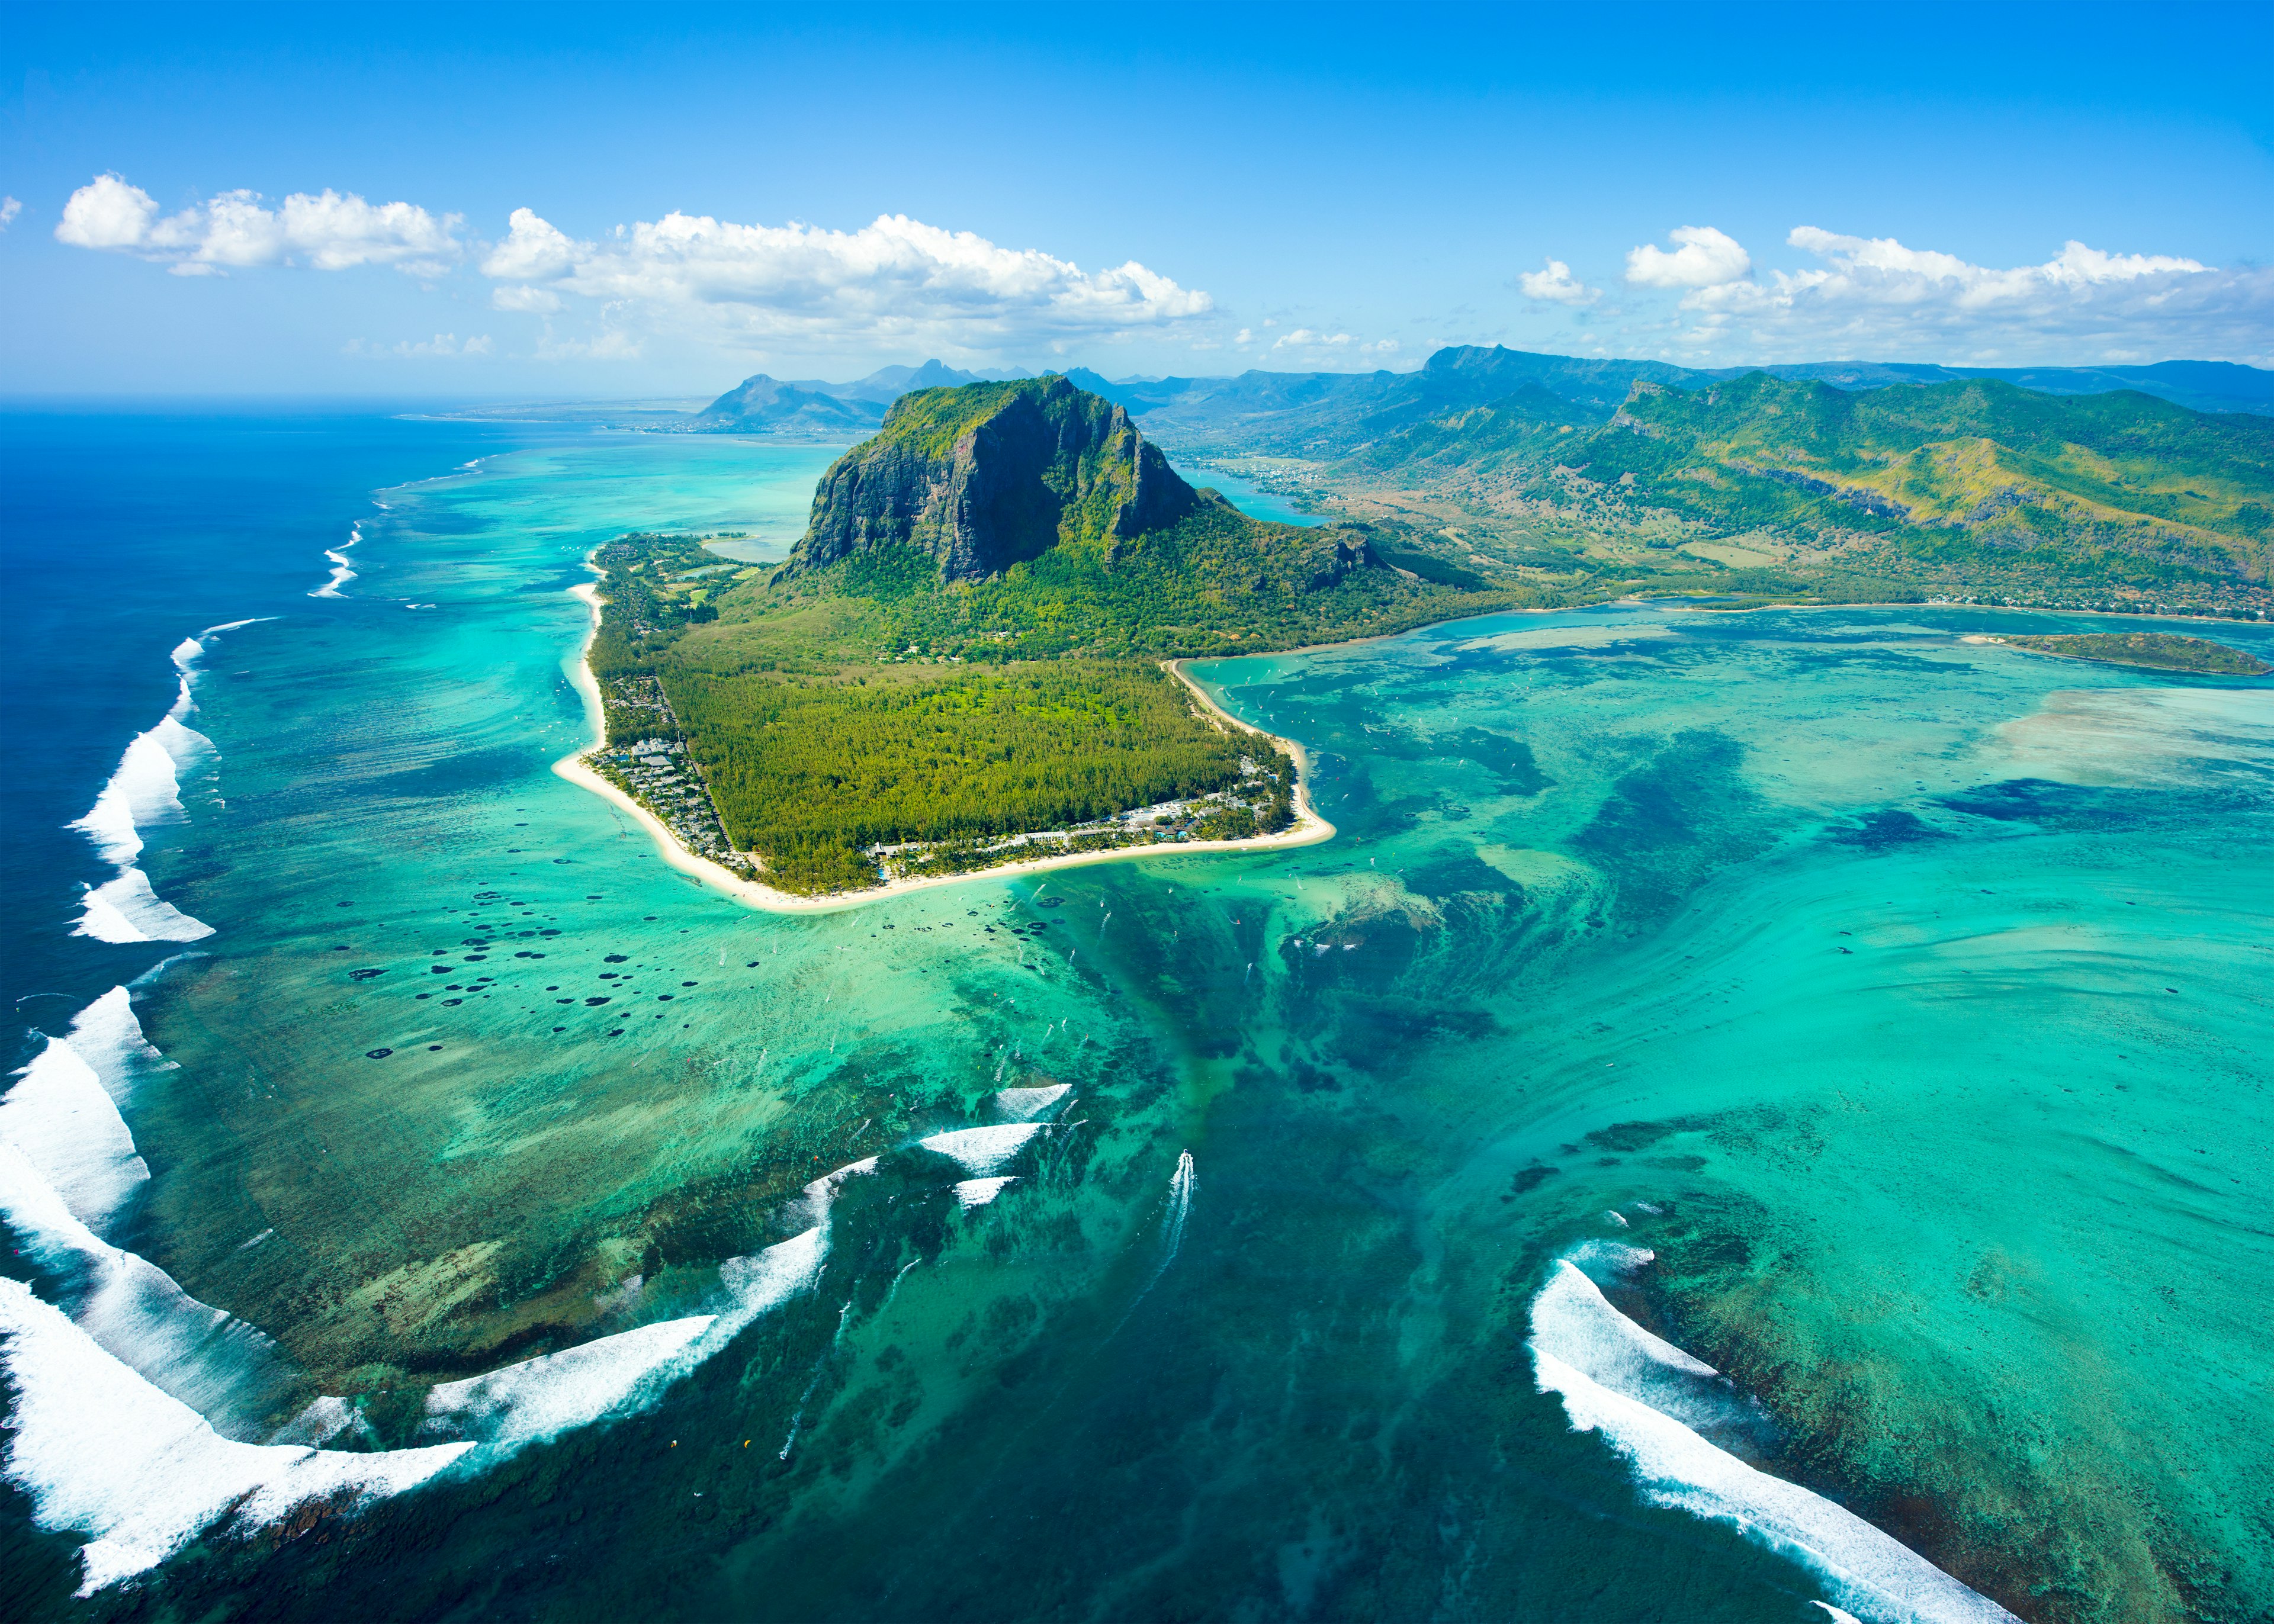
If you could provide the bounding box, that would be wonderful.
[2,420,2269,1622]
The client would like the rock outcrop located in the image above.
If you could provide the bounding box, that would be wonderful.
[781,375,1200,584]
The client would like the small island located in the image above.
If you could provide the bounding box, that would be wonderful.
[1988,631,2270,676]
[560,375,1520,904]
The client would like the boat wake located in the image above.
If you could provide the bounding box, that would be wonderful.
[1159,1149,1195,1272]
[1528,1244,2019,1624]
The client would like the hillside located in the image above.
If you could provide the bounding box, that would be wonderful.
[1083,345,2274,463]
[586,375,1515,892]
[1281,367,2274,616]
[666,345,2274,445]
[1576,374,2273,590]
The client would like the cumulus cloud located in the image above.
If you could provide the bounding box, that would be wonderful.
[344,332,494,359]
[1672,227,2270,362]
[1269,329,1401,365]
[490,284,562,314]
[480,207,1213,353]
[1624,225,1752,289]
[56,173,461,275]
[1518,257,1599,306]
[0,197,21,230]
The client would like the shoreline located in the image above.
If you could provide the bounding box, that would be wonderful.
[552,577,1337,917]
[556,575,2260,917]
[1956,630,2272,677]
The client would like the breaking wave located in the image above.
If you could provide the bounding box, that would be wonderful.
[1528,1246,2019,1623]
[310,522,360,598]
[74,868,214,943]
[954,1176,1017,1208]
[0,982,869,1595]
[63,623,265,940]
[0,1281,471,1598]
[993,1083,1070,1120]
[920,1123,1045,1175]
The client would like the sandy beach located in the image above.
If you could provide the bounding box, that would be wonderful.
[554,577,1338,916]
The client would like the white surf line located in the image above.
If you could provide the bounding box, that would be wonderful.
[1529,1249,2021,1624]
[310,520,361,598]
[919,1122,1047,1177]
[953,1176,1017,1209]
[0,984,869,1595]
[65,624,274,943]
[0,1281,472,1599]
[992,1083,1071,1120]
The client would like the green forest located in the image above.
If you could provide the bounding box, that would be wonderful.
[669,660,1265,893]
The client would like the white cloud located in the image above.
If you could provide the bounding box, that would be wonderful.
[1624,226,1752,289]
[532,329,644,362]
[344,332,493,359]
[490,284,563,314]
[0,197,21,230]
[481,207,1212,353]
[481,207,580,282]
[56,173,461,275]
[1267,329,1401,368]
[1669,227,2270,362]
[1518,257,1599,306]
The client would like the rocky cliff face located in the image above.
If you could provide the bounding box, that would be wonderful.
[782,375,1200,584]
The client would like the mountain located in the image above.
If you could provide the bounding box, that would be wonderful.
[782,375,1200,585]
[588,375,1515,894]
[682,347,2274,443]
[1745,358,2274,417]
[684,359,1032,434]
[682,374,889,436]
[1573,373,2274,585]
[744,374,1493,658]
[1087,346,2274,460]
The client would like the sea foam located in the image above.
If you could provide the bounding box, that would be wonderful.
[75,868,216,943]
[0,1279,470,1597]
[0,1002,863,1594]
[68,715,211,868]
[0,1025,150,1234]
[993,1083,1071,1120]
[1529,1253,2020,1623]
[310,523,360,598]
[66,637,227,935]
[921,1123,1045,1176]
[423,1316,717,1453]
[953,1176,1016,1208]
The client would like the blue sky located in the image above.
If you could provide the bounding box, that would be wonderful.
[3,2,2269,396]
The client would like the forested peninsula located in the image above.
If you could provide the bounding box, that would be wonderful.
[575,375,1514,896]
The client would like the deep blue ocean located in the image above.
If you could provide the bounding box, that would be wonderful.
[0,407,535,1062]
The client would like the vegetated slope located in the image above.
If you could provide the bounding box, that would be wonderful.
[1109,346,2274,465]
[754,372,1500,658]
[676,345,2274,446]
[682,375,886,436]
[592,375,1508,892]
[1574,374,2273,589]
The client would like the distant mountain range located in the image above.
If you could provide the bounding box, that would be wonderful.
[680,359,1031,435]
[677,346,2274,445]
